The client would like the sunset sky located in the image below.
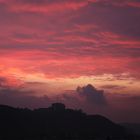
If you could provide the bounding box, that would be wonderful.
[0,0,140,123]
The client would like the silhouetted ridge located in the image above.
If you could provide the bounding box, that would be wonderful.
[0,103,128,140]
[0,104,15,109]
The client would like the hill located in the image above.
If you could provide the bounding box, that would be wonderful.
[0,103,130,140]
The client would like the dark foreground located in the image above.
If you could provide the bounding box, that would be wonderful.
[0,103,139,140]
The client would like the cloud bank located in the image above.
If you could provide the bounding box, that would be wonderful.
[0,82,140,123]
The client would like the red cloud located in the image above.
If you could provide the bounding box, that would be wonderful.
[0,0,139,80]
[3,0,89,13]
[127,2,140,8]
[0,48,139,80]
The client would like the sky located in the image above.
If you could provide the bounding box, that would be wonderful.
[0,0,140,123]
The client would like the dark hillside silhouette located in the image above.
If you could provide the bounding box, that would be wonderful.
[0,103,137,140]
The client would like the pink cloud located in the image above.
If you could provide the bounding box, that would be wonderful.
[0,0,139,84]
[2,0,89,13]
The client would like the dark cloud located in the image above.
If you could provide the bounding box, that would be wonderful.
[0,87,51,108]
[101,85,126,90]
[76,84,106,105]
[106,94,140,123]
